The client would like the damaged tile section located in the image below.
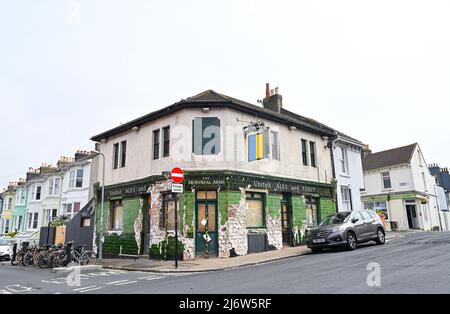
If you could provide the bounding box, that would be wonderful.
[265,214,283,250]
[218,189,248,257]
[147,180,195,260]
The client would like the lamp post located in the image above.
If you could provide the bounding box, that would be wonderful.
[96,152,106,261]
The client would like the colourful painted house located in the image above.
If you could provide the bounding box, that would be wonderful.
[12,179,28,233]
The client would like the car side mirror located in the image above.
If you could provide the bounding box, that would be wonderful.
[351,218,359,224]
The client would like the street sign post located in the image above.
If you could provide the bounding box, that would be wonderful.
[170,168,184,269]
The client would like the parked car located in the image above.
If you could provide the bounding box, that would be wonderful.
[307,210,386,253]
[0,238,12,261]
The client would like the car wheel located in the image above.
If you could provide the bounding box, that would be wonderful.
[375,228,385,245]
[346,231,357,250]
[311,247,323,254]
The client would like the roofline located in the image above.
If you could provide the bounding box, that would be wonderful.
[335,134,365,148]
[90,99,336,142]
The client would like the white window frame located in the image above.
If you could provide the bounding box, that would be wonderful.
[270,130,280,161]
[381,172,392,189]
[340,186,352,211]
[339,146,349,175]
[69,170,75,188]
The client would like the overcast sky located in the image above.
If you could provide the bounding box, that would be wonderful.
[1,0,449,188]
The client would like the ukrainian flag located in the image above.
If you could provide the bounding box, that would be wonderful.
[248,132,264,161]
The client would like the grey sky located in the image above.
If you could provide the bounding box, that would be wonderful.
[1,0,449,188]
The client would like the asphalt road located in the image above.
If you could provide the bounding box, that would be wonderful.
[1,231,449,294]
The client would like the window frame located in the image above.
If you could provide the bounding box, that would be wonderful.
[309,141,317,168]
[381,172,392,189]
[153,129,160,160]
[192,117,221,155]
[75,169,84,188]
[120,141,127,168]
[160,193,176,230]
[162,126,170,158]
[109,200,124,231]
[301,139,308,166]
[35,186,42,200]
[270,130,280,161]
[340,186,352,211]
[113,143,120,169]
[339,146,349,174]
[245,192,266,229]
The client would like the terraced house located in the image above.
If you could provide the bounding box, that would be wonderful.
[91,86,363,260]
[12,179,27,233]
[1,182,17,235]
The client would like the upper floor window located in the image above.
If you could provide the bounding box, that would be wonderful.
[301,139,308,166]
[7,197,12,210]
[309,141,317,168]
[153,129,160,160]
[339,147,349,174]
[35,186,42,200]
[192,117,220,155]
[382,172,392,189]
[113,143,119,169]
[112,141,126,169]
[120,141,127,168]
[48,177,61,195]
[163,126,170,158]
[270,131,279,160]
[76,169,84,188]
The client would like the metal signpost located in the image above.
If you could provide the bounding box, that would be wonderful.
[170,167,184,269]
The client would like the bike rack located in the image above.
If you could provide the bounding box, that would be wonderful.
[118,245,140,258]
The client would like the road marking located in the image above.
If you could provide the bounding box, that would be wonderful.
[79,286,103,293]
[113,280,138,286]
[106,280,130,285]
[41,278,69,285]
[139,276,165,281]
[0,290,13,294]
[5,285,33,293]
[73,285,96,291]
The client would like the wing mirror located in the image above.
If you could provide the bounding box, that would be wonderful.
[351,217,359,224]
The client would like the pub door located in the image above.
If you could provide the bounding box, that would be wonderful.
[195,190,218,257]
[281,193,293,246]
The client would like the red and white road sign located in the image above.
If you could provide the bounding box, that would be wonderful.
[171,167,184,183]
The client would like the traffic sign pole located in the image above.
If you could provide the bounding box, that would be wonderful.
[170,167,184,269]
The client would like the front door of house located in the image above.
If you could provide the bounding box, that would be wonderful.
[195,190,218,257]
[281,194,292,246]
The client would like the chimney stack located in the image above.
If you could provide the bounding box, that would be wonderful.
[26,167,41,181]
[262,83,283,113]
[75,150,90,161]
[362,144,372,159]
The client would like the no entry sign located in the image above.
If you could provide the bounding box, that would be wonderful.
[171,167,184,183]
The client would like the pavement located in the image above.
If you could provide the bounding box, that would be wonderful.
[99,230,405,273]
[0,230,449,293]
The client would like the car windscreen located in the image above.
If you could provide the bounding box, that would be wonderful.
[319,212,351,226]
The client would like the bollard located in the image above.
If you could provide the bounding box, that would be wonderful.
[65,242,73,267]
[11,243,18,266]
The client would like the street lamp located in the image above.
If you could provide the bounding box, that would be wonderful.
[95,152,106,261]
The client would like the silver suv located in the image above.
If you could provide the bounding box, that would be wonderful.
[307,210,386,253]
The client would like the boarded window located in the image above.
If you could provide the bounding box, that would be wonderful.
[245,192,265,228]
[192,117,220,155]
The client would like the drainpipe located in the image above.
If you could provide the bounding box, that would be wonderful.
[327,135,338,212]
[434,185,443,231]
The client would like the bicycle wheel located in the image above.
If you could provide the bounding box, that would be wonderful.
[11,252,24,266]
[34,253,47,268]
[22,252,34,267]
[79,252,90,265]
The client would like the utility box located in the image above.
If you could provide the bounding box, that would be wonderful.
[55,226,66,245]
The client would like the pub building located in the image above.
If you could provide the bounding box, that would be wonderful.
[91,86,356,260]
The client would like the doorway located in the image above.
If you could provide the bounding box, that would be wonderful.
[195,190,218,257]
[405,204,418,229]
[281,193,292,246]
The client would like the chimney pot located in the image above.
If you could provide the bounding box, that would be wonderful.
[265,83,270,98]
